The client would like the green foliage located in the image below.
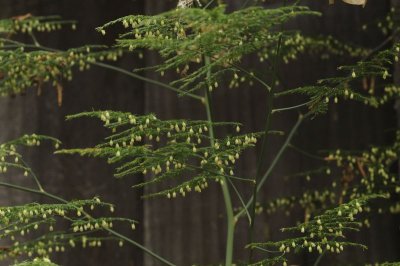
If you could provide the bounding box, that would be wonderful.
[98,5,370,96]
[0,135,137,262]
[262,129,400,224]
[0,2,399,266]
[0,134,60,175]
[367,263,400,266]
[249,195,385,266]
[59,110,259,198]
[277,43,400,116]
[12,257,58,266]
[97,6,321,94]
[0,43,122,102]
[0,14,124,102]
[0,198,135,260]
[0,15,75,35]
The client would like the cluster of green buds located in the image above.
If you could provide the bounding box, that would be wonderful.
[97,5,320,94]
[325,135,400,207]
[0,135,60,176]
[0,15,75,35]
[0,198,136,261]
[0,45,122,101]
[71,216,136,233]
[249,195,383,265]
[60,110,260,198]
[376,85,400,105]
[365,262,400,266]
[12,257,58,266]
[277,43,400,117]
[257,34,367,66]
[362,7,397,36]
[265,189,337,217]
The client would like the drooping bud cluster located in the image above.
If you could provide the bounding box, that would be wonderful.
[0,197,137,261]
[248,195,384,265]
[60,110,260,198]
[276,43,400,116]
[0,15,75,35]
[257,34,368,67]
[265,188,337,217]
[13,257,58,266]
[97,5,320,94]
[0,134,61,177]
[324,132,400,214]
[362,7,398,37]
[0,46,122,103]
[177,0,202,8]
[261,129,400,229]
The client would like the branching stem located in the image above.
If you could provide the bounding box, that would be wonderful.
[272,100,312,114]
[247,30,284,263]
[235,112,309,220]
[204,56,235,266]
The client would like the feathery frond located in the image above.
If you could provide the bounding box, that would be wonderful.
[0,43,122,103]
[97,5,322,94]
[0,15,75,35]
[248,194,385,266]
[12,258,58,266]
[58,110,258,198]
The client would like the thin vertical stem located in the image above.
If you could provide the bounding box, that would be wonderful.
[235,112,309,221]
[204,56,235,266]
[247,31,284,263]
[247,0,288,260]
[20,158,44,192]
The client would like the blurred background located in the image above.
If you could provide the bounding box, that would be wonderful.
[0,0,399,265]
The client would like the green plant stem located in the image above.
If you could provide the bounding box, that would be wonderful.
[226,178,252,224]
[313,236,340,266]
[313,248,327,266]
[271,100,312,114]
[20,157,44,192]
[93,62,203,101]
[0,181,176,266]
[288,144,326,161]
[256,113,308,193]
[247,87,273,262]
[204,56,235,266]
[29,32,40,47]
[247,30,284,263]
[231,63,272,91]
[235,112,309,220]
[103,228,175,266]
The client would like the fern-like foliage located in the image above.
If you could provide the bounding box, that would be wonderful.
[0,43,122,103]
[0,15,75,35]
[58,110,258,198]
[262,130,400,231]
[97,6,323,94]
[0,134,60,175]
[366,263,400,266]
[248,194,385,266]
[97,5,370,96]
[362,5,398,36]
[0,135,137,262]
[325,131,400,211]
[12,258,58,266]
[277,43,400,115]
[0,198,135,260]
